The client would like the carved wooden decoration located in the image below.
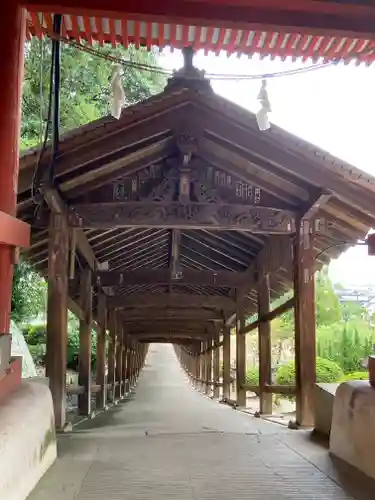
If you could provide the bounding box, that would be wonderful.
[69,201,295,233]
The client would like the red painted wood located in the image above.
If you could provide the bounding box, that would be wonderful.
[0,358,22,404]
[0,5,26,334]
[0,211,30,248]
[25,0,375,40]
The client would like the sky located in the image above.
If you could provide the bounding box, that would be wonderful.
[160,49,375,287]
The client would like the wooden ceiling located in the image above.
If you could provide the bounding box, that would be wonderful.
[17,57,375,345]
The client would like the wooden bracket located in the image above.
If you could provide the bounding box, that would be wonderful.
[0,211,30,248]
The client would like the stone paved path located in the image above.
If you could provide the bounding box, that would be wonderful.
[28,344,374,500]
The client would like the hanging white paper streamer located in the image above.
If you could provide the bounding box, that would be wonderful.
[256,79,271,131]
[110,64,125,120]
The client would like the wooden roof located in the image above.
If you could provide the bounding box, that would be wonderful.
[17,55,375,344]
[26,2,375,64]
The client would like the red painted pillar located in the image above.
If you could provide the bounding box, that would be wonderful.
[0,4,26,333]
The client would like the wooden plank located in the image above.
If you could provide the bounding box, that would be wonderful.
[96,268,250,287]
[46,213,69,430]
[236,290,247,407]
[96,293,107,410]
[78,267,93,416]
[257,271,272,415]
[241,297,295,335]
[69,201,296,233]
[107,293,235,310]
[294,219,316,428]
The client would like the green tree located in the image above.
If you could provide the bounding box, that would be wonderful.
[315,267,341,326]
[12,261,46,323]
[22,39,166,149]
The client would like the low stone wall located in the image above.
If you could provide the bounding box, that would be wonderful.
[330,381,375,480]
[0,379,57,500]
[314,383,339,437]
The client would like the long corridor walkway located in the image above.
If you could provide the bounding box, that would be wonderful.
[29,345,373,500]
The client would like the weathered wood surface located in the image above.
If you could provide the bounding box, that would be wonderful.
[69,201,295,233]
[46,212,69,430]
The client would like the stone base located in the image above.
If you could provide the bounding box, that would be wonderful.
[0,380,57,500]
[314,383,339,437]
[330,381,375,480]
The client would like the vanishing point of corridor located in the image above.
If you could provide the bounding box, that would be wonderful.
[29,345,372,500]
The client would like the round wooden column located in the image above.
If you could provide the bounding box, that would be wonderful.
[0,4,25,333]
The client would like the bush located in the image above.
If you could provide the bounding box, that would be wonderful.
[342,371,368,381]
[28,343,46,366]
[245,366,260,396]
[276,357,344,386]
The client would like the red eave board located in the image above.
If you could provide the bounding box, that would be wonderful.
[25,0,375,64]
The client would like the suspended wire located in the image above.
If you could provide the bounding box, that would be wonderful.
[37,27,375,82]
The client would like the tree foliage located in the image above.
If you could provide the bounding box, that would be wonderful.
[12,261,46,324]
[276,357,344,386]
[22,39,166,149]
[18,41,165,368]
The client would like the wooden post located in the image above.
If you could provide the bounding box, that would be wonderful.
[96,293,107,410]
[122,333,128,395]
[78,267,92,416]
[115,318,123,399]
[200,341,205,391]
[205,340,211,395]
[222,325,231,400]
[213,331,220,399]
[0,5,26,337]
[46,213,69,430]
[257,271,273,414]
[236,290,247,407]
[294,219,316,427]
[107,309,116,403]
[126,342,132,392]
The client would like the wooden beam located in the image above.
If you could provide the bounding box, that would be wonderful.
[241,296,295,335]
[257,271,272,415]
[236,290,246,408]
[96,268,250,288]
[46,212,69,430]
[43,187,98,270]
[121,309,223,321]
[294,219,316,428]
[107,293,235,310]
[69,201,296,233]
[78,267,93,416]
[96,293,107,410]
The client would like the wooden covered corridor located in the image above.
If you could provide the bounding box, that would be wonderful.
[17,47,375,431]
[28,344,375,500]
